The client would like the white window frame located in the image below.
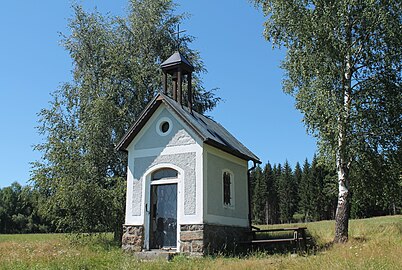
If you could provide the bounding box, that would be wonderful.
[156,117,173,136]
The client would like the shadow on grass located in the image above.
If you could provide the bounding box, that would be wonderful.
[247,245,309,256]
[203,230,319,259]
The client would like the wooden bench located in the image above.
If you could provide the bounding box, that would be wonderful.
[239,227,308,253]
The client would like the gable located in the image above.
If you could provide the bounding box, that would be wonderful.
[129,105,198,151]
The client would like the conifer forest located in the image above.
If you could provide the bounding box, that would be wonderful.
[250,156,401,225]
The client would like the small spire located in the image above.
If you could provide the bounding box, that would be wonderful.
[162,26,194,113]
[173,24,186,52]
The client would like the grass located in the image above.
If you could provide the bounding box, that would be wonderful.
[0,215,401,269]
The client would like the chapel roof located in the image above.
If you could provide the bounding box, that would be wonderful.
[116,93,260,163]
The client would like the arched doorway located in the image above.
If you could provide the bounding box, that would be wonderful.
[149,168,178,249]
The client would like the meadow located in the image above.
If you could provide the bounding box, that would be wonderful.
[1,215,401,270]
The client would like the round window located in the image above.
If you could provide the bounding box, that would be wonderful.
[156,117,172,136]
[161,121,170,133]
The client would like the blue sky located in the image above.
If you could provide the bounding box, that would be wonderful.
[0,0,316,188]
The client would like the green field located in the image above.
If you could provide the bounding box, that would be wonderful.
[1,215,401,270]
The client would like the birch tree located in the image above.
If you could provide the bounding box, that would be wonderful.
[252,0,402,242]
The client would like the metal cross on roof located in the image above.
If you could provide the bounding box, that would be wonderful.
[173,24,186,51]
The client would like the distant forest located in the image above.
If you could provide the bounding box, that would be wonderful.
[1,155,401,233]
[251,156,401,225]
[0,182,53,233]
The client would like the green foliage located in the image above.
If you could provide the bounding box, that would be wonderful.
[309,156,337,221]
[253,159,335,225]
[32,0,219,239]
[264,162,279,224]
[251,154,398,226]
[351,151,402,218]
[253,0,402,153]
[293,162,302,201]
[252,165,266,224]
[0,182,51,233]
[277,161,297,223]
[253,0,402,241]
[298,159,312,222]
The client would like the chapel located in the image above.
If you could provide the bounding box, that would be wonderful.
[116,50,260,255]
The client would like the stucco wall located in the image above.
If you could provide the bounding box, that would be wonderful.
[205,151,248,220]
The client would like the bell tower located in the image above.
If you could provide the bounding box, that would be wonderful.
[161,52,194,112]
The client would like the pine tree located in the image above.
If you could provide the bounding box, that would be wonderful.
[293,162,302,214]
[252,165,266,224]
[311,157,325,220]
[271,164,282,224]
[298,159,312,222]
[263,162,279,224]
[274,163,282,179]
[278,161,297,223]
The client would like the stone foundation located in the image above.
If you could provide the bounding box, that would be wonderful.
[122,225,144,252]
[180,224,205,255]
[180,224,249,255]
[122,223,249,255]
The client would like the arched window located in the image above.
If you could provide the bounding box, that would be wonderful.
[223,171,234,207]
[152,168,178,181]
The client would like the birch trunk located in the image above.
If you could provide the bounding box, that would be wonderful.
[334,23,353,242]
[334,87,352,242]
[334,150,350,243]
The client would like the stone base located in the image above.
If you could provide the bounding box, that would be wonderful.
[180,224,249,255]
[122,223,249,255]
[122,225,144,252]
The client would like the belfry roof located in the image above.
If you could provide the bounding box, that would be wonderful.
[160,51,194,73]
